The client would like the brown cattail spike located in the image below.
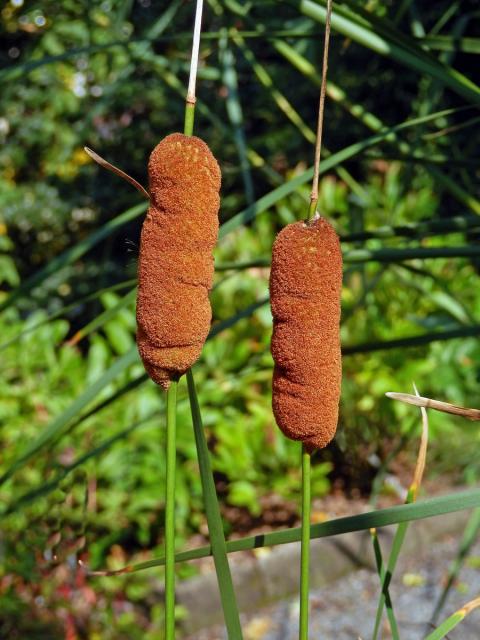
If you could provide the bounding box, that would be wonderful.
[136,133,221,389]
[270,217,342,452]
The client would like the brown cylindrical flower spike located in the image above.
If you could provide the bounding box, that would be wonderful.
[136,133,221,389]
[270,217,342,451]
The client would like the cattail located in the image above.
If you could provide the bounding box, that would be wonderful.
[136,132,221,389]
[270,217,342,452]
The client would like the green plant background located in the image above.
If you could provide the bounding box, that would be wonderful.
[1,0,480,637]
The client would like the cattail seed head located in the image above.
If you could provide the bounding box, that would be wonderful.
[136,133,221,388]
[270,217,342,452]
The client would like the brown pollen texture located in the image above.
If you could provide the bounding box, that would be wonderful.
[269,217,342,451]
[136,133,221,388]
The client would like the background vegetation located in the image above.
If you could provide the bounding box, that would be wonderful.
[1,0,480,637]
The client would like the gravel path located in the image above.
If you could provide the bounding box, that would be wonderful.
[190,537,480,640]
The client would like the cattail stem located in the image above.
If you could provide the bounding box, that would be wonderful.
[309,0,333,217]
[163,2,202,637]
[184,101,196,137]
[299,445,311,640]
[165,381,177,640]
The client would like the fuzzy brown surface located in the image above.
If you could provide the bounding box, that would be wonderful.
[270,217,342,451]
[136,133,221,388]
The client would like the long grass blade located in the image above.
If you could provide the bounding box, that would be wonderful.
[295,0,480,103]
[425,596,480,640]
[0,202,146,313]
[186,370,243,639]
[0,346,140,486]
[219,34,255,205]
[343,324,480,355]
[1,290,268,493]
[342,215,480,242]
[216,245,480,270]
[373,387,429,639]
[370,529,400,640]
[220,106,468,238]
[0,279,136,352]
[89,488,480,575]
[417,36,480,54]
[3,412,159,515]
[66,288,137,346]
[431,508,480,623]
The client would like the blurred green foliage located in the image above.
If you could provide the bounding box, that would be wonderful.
[1,0,480,636]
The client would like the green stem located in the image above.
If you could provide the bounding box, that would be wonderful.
[300,445,311,640]
[165,381,177,640]
[184,101,195,136]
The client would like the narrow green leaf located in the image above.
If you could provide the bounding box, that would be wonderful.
[216,245,480,271]
[273,37,480,214]
[0,347,140,486]
[220,106,468,238]
[187,370,243,639]
[342,215,480,242]
[92,489,480,574]
[424,612,466,640]
[416,35,480,54]
[372,521,409,640]
[296,0,480,103]
[370,530,400,640]
[343,324,480,355]
[0,279,136,352]
[3,412,158,515]
[68,288,137,346]
[0,203,146,313]
[431,507,480,623]
[219,33,255,206]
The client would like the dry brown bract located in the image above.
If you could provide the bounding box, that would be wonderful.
[270,217,342,451]
[136,133,221,388]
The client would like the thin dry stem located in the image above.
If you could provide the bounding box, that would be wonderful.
[309,0,333,215]
[411,383,428,499]
[187,0,204,103]
[84,147,150,200]
[460,595,480,616]
[385,392,480,421]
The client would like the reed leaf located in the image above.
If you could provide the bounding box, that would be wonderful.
[425,596,480,640]
[294,0,480,103]
[187,370,243,639]
[220,106,468,238]
[90,488,480,574]
[0,347,140,487]
[0,291,269,489]
[219,33,255,206]
[431,507,480,623]
[0,203,146,314]
[67,287,137,346]
[271,39,480,214]
[0,279,136,352]
[2,412,159,515]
